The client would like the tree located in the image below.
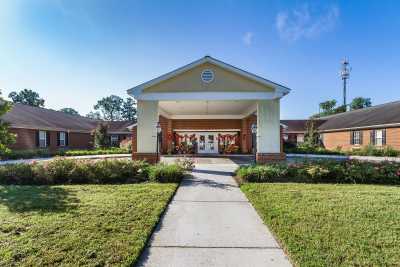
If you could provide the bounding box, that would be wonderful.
[86,111,102,120]
[0,91,16,155]
[122,97,137,121]
[8,89,45,107]
[313,99,347,118]
[94,95,123,121]
[303,119,320,147]
[92,123,109,148]
[319,99,337,115]
[59,108,79,116]
[350,97,372,110]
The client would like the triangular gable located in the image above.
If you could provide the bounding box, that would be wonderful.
[128,56,290,97]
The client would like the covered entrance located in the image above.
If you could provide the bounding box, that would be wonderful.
[173,131,240,154]
[127,56,291,163]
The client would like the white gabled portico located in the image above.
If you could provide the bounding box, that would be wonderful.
[127,56,291,163]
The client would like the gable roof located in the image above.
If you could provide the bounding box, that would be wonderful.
[280,119,326,133]
[318,100,400,131]
[1,103,134,134]
[127,56,291,97]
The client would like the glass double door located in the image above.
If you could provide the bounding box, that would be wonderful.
[198,133,217,154]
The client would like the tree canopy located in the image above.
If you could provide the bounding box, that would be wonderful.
[122,98,137,121]
[350,97,372,110]
[90,95,136,121]
[0,91,16,155]
[59,108,79,116]
[313,97,371,118]
[86,111,102,120]
[8,89,45,107]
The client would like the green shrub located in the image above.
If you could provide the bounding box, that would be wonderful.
[0,163,36,184]
[1,148,130,160]
[236,160,400,185]
[285,143,400,158]
[148,163,185,183]
[0,159,150,185]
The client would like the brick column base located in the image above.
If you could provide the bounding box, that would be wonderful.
[132,152,159,164]
[256,153,286,163]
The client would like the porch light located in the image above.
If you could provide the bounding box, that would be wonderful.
[156,122,162,134]
[156,122,162,162]
[251,123,257,164]
[251,124,257,134]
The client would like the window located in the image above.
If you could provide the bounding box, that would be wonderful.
[110,135,119,146]
[59,132,66,147]
[39,131,47,148]
[296,134,304,143]
[375,129,384,146]
[351,131,362,145]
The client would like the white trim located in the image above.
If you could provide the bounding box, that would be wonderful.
[170,115,246,119]
[174,129,241,132]
[158,107,172,118]
[127,56,291,98]
[319,122,400,132]
[136,91,284,101]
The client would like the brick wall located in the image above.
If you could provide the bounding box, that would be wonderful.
[68,132,93,149]
[387,128,400,150]
[322,127,400,151]
[9,128,93,150]
[9,128,37,150]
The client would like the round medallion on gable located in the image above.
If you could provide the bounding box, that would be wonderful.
[201,69,214,83]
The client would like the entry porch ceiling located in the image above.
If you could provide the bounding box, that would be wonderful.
[159,100,256,119]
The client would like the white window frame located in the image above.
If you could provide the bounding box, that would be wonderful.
[296,134,304,144]
[375,129,383,146]
[353,131,361,145]
[39,130,47,148]
[59,132,66,147]
[110,135,119,146]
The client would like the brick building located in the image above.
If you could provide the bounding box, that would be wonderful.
[2,104,134,150]
[318,101,400,151]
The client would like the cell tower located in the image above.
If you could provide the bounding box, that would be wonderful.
[340,58,351,108]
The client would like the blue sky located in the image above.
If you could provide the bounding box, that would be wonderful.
[1,0,399,119]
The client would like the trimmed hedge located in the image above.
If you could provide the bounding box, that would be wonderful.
[285,143,400,157]
[1,148,130,160]
[236,160,400,185]
[0,158,185,185]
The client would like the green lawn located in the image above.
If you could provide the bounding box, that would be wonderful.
[0,183,177,266]
[241,183,400,267]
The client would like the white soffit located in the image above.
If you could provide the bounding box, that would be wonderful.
[158,100,256,118]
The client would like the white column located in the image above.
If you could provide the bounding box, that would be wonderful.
[257,99,281,153]
[137,100,159,153]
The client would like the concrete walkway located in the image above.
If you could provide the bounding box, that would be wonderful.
[137,163,292,267]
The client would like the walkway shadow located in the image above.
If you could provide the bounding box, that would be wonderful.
[182,174,237,190]
[0,185,79,213]
[192,169,235,176]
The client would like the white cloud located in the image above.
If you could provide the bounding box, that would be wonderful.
[242,32,254,46]
[276,4,339,42]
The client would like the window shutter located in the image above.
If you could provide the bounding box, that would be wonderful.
[66,132,69,146]
[46,131,50,147]
[382,129,386,145]
[36,131,40,147]
[57,132,60,146]
[370,130,376,145]
[350,131,354,145]
[360,131,363,145]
